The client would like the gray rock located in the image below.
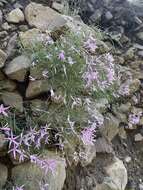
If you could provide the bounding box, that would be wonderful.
[26,80,50,98]
[134,133,143,142]
[19,28,52,47]
[1,91,23,112]
[0,163,8,189]
[95,137,113,153]
[0,80,16,91]
[138,50,143,57]
[6,33,17,57]
[136,32,143,41]
[25,2,66,31]
[2,22,11,30]
[0,49,7,68]
[100,114,120,142]
[105,11,113,20]
[0,10,3,23]
[4,55,31,81]
[12,151,66,190]
[6,8,24,23]
[96,157,127,190]
[0,133,8,155]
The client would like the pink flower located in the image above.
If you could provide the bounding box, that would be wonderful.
[0,104,9,116]
[84,37,97,53]
[128,113,142,125]
[58,51,65,61]
[81,125,96,145]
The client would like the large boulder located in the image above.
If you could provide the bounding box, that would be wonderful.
[12,151,66,190]
[25,2,66,31]
[4,55,31,81]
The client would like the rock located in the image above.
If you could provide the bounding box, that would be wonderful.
[19,28,52,47]
[2,22,11,30]
[0,133,8,155]
[105,157,127,190]
[12,151,66,190]
[6,8,24,23]
[4,55,31,81]
[80,144,96,166]
[97,157,127,190]
[134,133,143,142]
[118,103,131,113]
[1,92,23,112]
[100,114,120,142]
[138,50,143,57]
[139,184,143,190]
[95,137,113,153]
[52,2,64,13]
[105,11,113,20]
[118,127,127,139]
[136,32,143,41]
[0,71,5,80]
[25,2,66,31]
[125,156,131,163]
[6,33,18,57]
[90,9,102,23]
[0,163,8,189]
[0,10,3,23]
[124,47,135,60]
[0,80,16,91]
[0,49,7,68]
[26,80,50,98]
[129,79,141,94]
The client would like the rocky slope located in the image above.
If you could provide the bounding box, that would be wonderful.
[0,0,143,190]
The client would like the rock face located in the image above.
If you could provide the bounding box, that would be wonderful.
[97,157,128,190]
[19,28,51,47]
[0,163,8,189]
[12,152,66,190]
[100,114,120,142]
[26,80,50,98]
[0,133,8,155]
[0,49,7,68]
[4,55,31,81]
[25,2,66,31]
[1,92,23,112]
[6,8,25,23]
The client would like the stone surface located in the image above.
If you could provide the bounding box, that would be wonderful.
[4,55,31,81]
[25,2,66,31]
[0,49,7,68]
[134,133,143,142]
[6,33,18,57]
[0,133,8,154]
[100,114,120,142]
[136,32,143,41]
[6,8,24,23]
[19,28,51,47]
[1,91,23,112]
[0,163,8,189]
[0,80,16,92]
[26,80,50,98]
[95,137,113,153]
[97,157,127,190]
[12,151,66,190]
